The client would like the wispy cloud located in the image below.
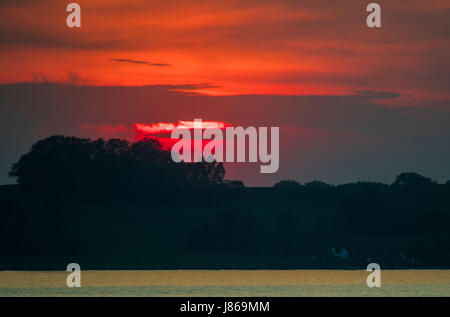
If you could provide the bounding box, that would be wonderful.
[353,90,402,100]
[110,59,171,67]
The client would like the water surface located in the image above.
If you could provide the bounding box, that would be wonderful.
[0,270,448,296]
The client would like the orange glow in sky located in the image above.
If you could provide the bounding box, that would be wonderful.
[0,0,449,104]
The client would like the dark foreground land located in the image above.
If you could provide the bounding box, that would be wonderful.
[1,183,449,270]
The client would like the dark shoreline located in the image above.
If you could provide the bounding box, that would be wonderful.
[1,184,450,271]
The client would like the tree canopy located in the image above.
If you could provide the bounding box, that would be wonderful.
[9,135,226,200]
[392,172,437,187]
[273,179,302,189]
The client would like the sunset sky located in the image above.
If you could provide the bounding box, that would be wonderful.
[0,0,449,186]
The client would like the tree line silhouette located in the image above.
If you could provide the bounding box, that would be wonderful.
[0,135,449,269]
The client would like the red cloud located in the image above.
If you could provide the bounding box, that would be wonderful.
[134,120,229,150]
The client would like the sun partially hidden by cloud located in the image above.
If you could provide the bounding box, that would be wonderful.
[134,121,229,149]
[135,121,227,135]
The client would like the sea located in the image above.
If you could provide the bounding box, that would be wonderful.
[0,270,449,296]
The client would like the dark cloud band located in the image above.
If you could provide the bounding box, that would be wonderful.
[110,59,171,67]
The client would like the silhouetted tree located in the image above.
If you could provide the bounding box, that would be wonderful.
[273,180,301,189]
[338,181,388,191]
[223,180,245,188]
[9,135,226,202]
[392,172,436,187]
[304,180,333,189]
